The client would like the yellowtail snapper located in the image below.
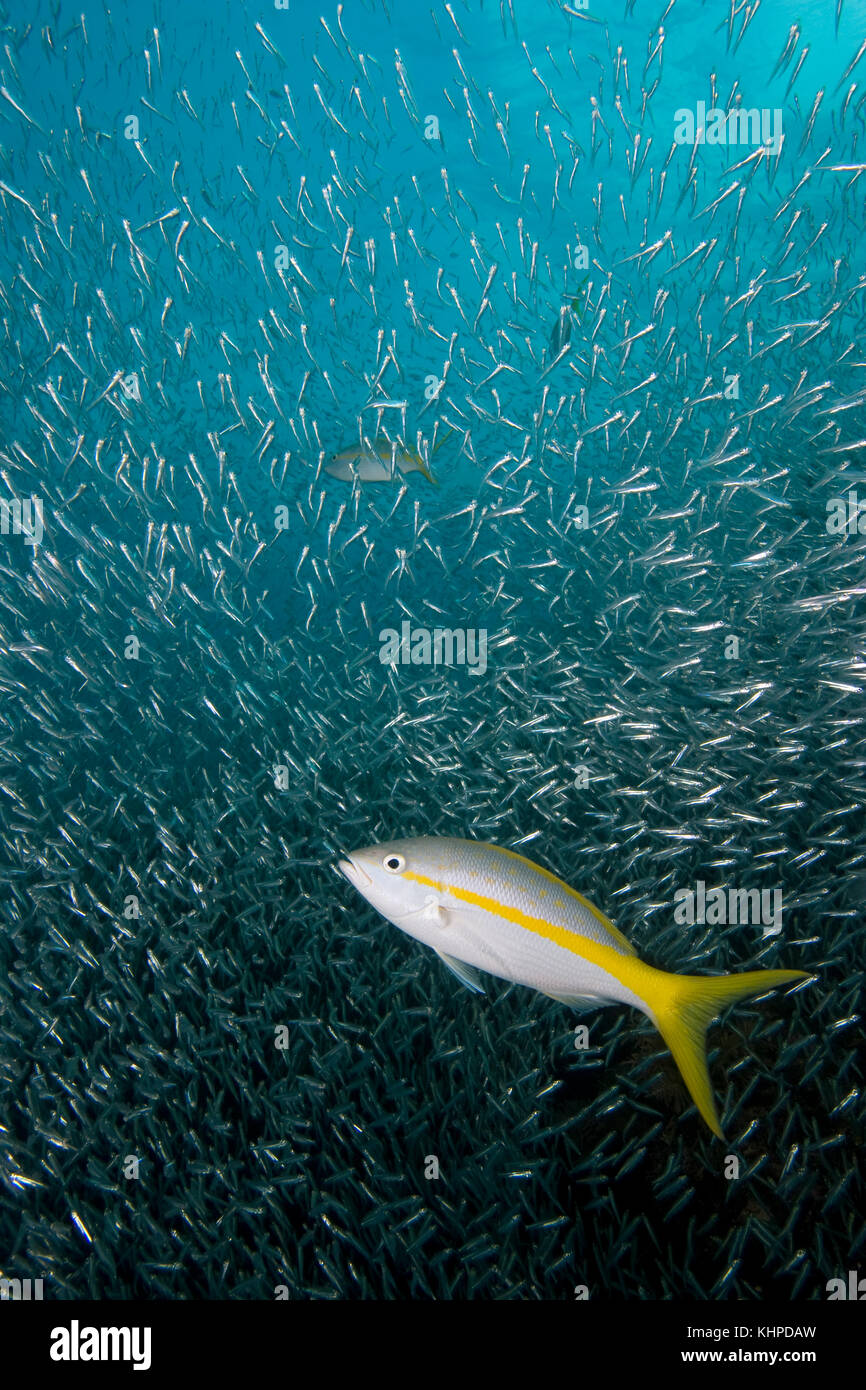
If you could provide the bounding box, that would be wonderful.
[339,836,809,1138]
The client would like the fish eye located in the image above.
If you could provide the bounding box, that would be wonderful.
[383,853,405,873]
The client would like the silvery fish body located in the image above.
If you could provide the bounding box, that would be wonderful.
[548,305,572,354]
[325,441,435,482]
[339,836,807,1137]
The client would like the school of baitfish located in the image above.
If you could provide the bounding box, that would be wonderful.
[0,0,862,1300]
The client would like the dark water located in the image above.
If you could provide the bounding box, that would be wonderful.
[0,0,863,1300]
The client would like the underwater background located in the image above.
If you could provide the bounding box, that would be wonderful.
[0,0,863,1299]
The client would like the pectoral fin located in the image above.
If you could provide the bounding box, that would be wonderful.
[403,898,451,926]
[435,950,486,994]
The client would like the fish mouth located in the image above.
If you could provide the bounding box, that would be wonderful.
[338,855,372,890]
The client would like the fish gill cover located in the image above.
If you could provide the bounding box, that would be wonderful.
[0,0,862,1302]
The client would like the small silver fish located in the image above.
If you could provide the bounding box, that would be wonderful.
[549,304,573,354]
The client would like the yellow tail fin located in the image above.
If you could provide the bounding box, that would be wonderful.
[432,425,455,455]
[650,969,808,1138]
[415,455,439,485]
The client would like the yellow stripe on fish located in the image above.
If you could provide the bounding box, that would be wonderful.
[338,836,810,1138]
[325,439,438,483]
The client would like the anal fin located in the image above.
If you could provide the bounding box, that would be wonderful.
[542,990,610,1011]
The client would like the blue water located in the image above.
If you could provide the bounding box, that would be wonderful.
[0,0,863,1300]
